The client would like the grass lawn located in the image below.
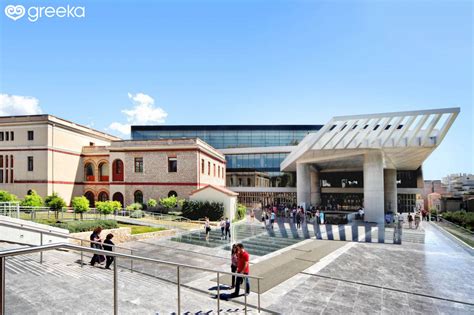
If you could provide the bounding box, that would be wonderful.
[118,224,166,235]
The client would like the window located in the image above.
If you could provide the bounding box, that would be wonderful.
[0,132,3,141]
[28,156,34,171]
[168,157,177,172]
[5,156,8,168]
[208,161,210,175]
[5,170,8,183]
[201,159,205,174]
[0,170,2,183]
[213,164,216,176]
[218,166,220,178]
[168,190,177,197]
[5,132,9,141]
[10,155,13,168]
[10,169,13,183]
[134,190,143,204]
[10,132,14,141]
[28,130,34,141]
[134,157,143,173]
[0,156,3,168]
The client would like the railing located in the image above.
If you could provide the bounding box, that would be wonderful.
[0,243,262,314]
[0,220,135,267]
[0,222,262,315]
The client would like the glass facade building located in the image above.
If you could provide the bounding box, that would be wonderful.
[132,125,322,190]
[132,125,321,149]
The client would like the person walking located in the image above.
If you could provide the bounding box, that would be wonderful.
[225,217,231,240]
[204,217,211,241]
[220,218,226,238]
[249,208,255,222]
[89,227,103,266]
[315,209,320,224]
[296,210,301,229]
[233,243,250,297]
[103,233,115,270]
[270,211,275,229]
[408,213,414,229]
[320,210,325,225]
[415,212,421,229]
[230,244,238,289]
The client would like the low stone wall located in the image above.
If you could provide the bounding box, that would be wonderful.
[69,227,131,245]
[129,229,176,242]
[70,227,176,245]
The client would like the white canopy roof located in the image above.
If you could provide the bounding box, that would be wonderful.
[281,107,460,172]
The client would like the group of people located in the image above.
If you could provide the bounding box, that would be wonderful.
[89,227,115,269]
[229,243,250,297]
[407,212,422,229]
[204,216,232,241]
[219,217,232,240]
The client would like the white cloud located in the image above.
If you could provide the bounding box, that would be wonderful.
[108,122,131,136]
[108,92,168,136]
[0,94,43,116]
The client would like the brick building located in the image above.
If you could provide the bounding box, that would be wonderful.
[0,115,226,207]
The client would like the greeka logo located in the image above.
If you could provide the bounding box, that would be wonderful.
[4,4,25,21]
[4,4,85,22]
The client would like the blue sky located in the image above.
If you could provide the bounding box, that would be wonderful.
[0,0,472,179]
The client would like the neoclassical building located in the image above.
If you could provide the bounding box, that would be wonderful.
[0,115,226,206]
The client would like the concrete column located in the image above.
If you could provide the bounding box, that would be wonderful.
[363,151,385,224]
[297,163,311,208]
[384,169,398,214]
[310,169,321,206]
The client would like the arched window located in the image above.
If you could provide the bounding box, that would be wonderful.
[134,190,143,204]
[84,191,95,208]
[98,162,109,182]
[112,192,124,208]
[98,191,109,202]
[84,163,95,181]
[112,159,124,181]
[168,191,177,198]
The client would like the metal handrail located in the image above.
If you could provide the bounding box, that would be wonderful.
[0,219,135,267]
[0,242,262,314]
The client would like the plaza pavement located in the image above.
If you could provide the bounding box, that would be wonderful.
[2,220,473,314]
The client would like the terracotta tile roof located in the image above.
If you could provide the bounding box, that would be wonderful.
[190,185,239,197]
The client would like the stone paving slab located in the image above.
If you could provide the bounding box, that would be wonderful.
[215,240,346,293]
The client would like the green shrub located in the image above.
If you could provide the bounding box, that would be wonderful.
[96,200,121,215]
[442,210,474,231]
[45,192,67,219]
[53,220,118,233]
[0,190,18,202]
[130,210,145,218]
[20,190,44,207]
[126,203,142,211]
[147,198,158,208]
[235,203,247,221]
[181,200,223,221]
[72,196,90,220]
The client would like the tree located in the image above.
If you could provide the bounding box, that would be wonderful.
[0,190,18,202]
[147,198,157,208]
[20,190,44,208]
[45,192,67,220]
[160,196,177,210]
[72,196,90,220]
[96,200,121,216]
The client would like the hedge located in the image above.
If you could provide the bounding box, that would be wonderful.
[442,211,474,231]
[181,201,224,221]
[53,220,118,233]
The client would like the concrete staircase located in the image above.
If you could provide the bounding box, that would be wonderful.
[1,242,263,314]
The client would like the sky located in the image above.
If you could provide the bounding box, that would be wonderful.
[0,0,472,179]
